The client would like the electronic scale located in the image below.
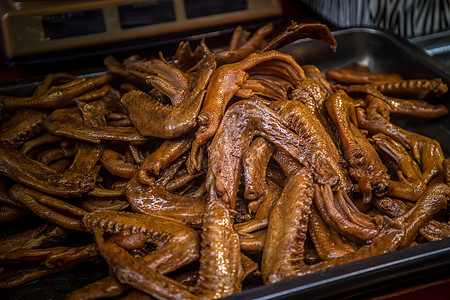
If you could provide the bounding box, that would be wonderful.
[0,0,282,59]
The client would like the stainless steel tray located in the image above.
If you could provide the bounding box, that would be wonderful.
[226,27,450,299]
[1,28,450,299]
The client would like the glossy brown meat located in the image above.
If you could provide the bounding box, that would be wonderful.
[32,72,76,97]
[141,58,189,107]
[0,143,101,197]
[347,84,448,118]
[373,196,450,242]
[174,40,204,71]
[0,223,70,253]
[139,132,193,183]
[235,179,282,234]
[239,229,267,252]
[356,96,445,183]
[154,153,189,187]
[308,205,355,260]
[83,210,200,274]
[45,90,147,144]
[121,41,216,139]
[393,183,450,248]
[9,184,87,231]
[19,133,64,156]
[326,90,389,200]
[270,100,352,193]
[0,205,27,225]
[190,50,306,172]
[100,148,138,179]
[373,133,426,201]
[419,220,450,242]
[263,21,337,52]
[325,68,403,84]
[373,196,412,217]
[165,168,204,192]
[0,109,48,148]
[192,198,244,299]
[261,169,313,284]
[87,202,241,299]
[207,99,339,208]
[127,174,206,227]
[237,75,292,101]
[87,186,126,198]
[242,137,276,201]
[1,19,450,298]
[302,216,404,275]
[302,64,336,95]
[0,181,24,208]
[314,184,380,243]
[370,78,448,99]
[271,148,303,179]
[69,209,199,299]
[290,79,339,146]
[0,243,98,289]
[74,196,128,212]
[93,233,198,300]
[444,158,450,185]
[66,276,128,300]
[0,74,111,111]
[0,244,96,266]
[215,23,273,65]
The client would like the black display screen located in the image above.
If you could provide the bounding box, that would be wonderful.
[119,0,176,29]
[184,0,247,19]
[42,9,106,39]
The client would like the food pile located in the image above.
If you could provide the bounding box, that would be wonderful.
[0,21,449,299]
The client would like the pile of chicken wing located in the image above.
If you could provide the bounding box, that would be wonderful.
[0,21,449,299]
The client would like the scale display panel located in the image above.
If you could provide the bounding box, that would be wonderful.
[0,0,282,58]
